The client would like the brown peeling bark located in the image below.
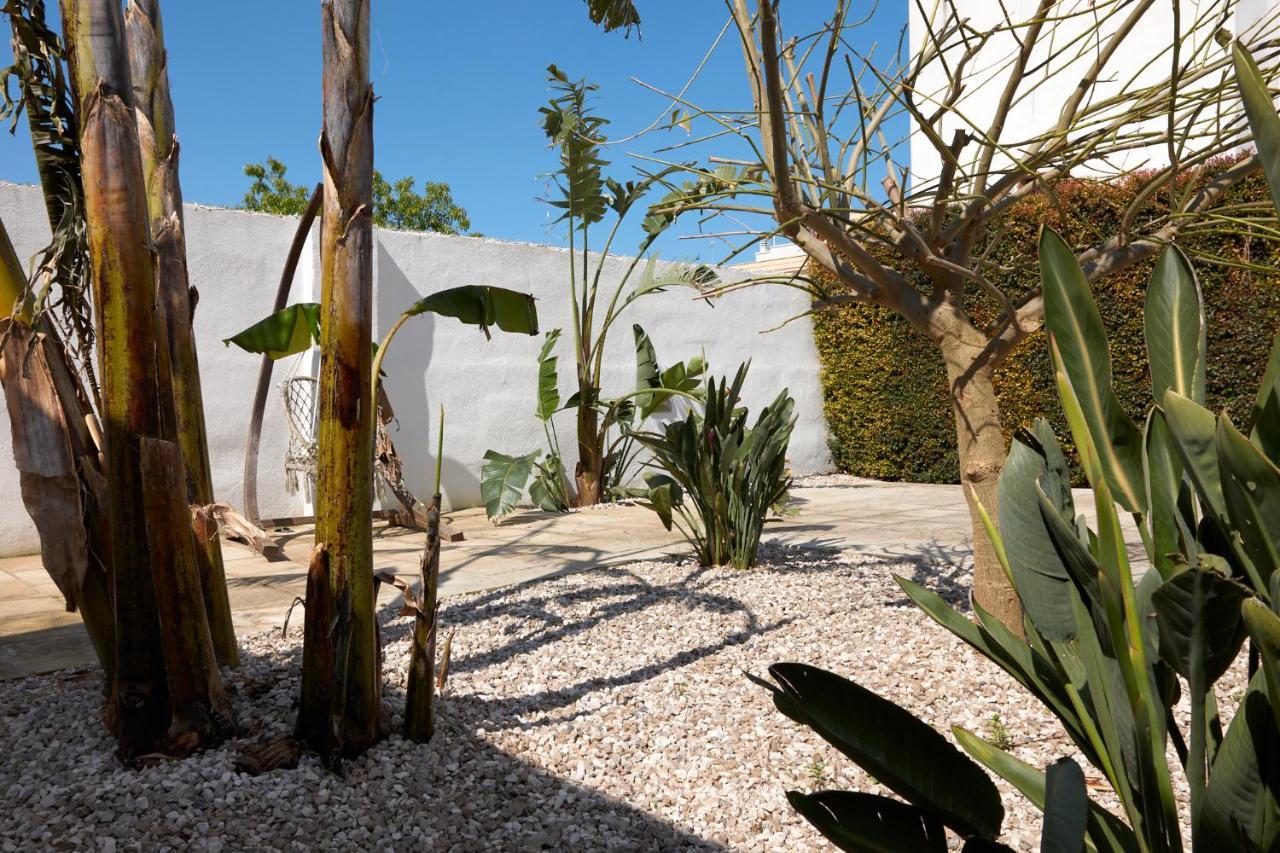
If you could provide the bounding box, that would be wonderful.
[294,540,335,753]
[124,0,237,668]
[404,494,442,742]
[0,321,115,677]
[140,437,235,748]
[58,0,231,759]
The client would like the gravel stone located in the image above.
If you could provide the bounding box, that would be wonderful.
[0,542,1241,850]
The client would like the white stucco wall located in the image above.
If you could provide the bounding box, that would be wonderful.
[0,181,830,556]
[907,0,1274,187]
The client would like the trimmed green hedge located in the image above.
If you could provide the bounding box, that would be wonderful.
[814,168,1280,483]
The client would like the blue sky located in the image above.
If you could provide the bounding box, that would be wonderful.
[0,2,906,261]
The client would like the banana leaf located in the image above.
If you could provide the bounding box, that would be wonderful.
[480,449,538,521]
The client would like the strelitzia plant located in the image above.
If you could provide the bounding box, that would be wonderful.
[480,322,707,520]
[533,64,716,507]
[751,41,1280,851]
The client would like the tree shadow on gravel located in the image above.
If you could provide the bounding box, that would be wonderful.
[375,560,791,731]
[7,637,725,851]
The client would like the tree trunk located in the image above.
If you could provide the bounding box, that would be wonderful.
[940,339,1023,632]
[140,437,234,746]
[61,0,229,759]
[299,0,379,759]
[124,0,237,669]
[574,396,604,507]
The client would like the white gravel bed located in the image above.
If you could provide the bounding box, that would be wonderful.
[0,544,1239,851]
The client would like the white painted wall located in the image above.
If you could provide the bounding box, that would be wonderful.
[0,181,830,556]
[907,0,1275,187]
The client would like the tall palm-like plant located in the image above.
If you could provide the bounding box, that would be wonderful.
[124,0,237,669]
[295,0,380,759]
[58,0,231,760]
[539,65,714,506]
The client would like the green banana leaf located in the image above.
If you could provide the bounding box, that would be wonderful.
[404,284,538,336]
[1242,598,1280,733]
[480,449,538,521]
[1040,228,1146,512]
[1144,409,1187,580]
[784,790,947,853]
[1143,246,1205,405]
[1251,331,1280,465]
[1163,390,1228,526]
[1233,41,1280,214]
[750,662,1005,840]
[1197,675,1280,851]
[999,427,1078,640]
[225,285,538,361]
[223,302,320,360]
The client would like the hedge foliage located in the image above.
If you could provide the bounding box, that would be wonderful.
[813,167,1280,483]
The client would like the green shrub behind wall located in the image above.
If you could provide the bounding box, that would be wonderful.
[813,168,1280,483]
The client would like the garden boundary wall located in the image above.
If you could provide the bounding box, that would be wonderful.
[0,181,831,556]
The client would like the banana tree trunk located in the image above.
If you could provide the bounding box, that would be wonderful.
[298,0,379,759]
[940,338,1024,633]
[404,494,441,742]
[60,0,229,759]
[124,0,237,669]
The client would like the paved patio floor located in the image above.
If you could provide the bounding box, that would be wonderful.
[0,480,1136,680]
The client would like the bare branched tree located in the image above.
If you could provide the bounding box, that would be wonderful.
[650,0,1280,628]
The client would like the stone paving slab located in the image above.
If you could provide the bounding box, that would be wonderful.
[0,480,1142,679]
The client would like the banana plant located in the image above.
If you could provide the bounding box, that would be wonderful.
[226,284,538,520]
[537,64,716,506]
[225,284,537,366]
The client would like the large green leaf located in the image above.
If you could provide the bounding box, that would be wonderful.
[1150,559,1248,686]
[1042,757,1089,853]
[955,729,1139,853]
[1233,41,1280,214]
[1251,331,1280,465]
[1144,246,1205,405]
[999,430,1077,640]
[1144,409,1186,580]
[784,790,946,853]
[405,284,538,336]
[1040,227,1146,512]
[1163,390,1228,525]
[480,450,538,521]
[1197,677,1280,851]
[222,302,321,360]
[1218,415,1280,590]
[1242,598,1280,732]
[751,662,1004,840]
[535,329,563,421]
